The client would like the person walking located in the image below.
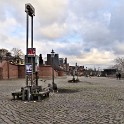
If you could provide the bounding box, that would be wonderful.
[118,73,121,80]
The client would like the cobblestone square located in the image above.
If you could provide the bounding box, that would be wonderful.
[0,76,124,124]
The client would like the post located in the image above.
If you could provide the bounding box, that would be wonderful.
[51,49,55,90]
[36,72,38,86]
[52,57,54,86]
[77,70,78,80]
[22,88,25,101]
[26,13,29,56]
[86,67,87,77]
[31,16,33,48]
[72,68,75,82]
[76,63,78,80]
[31,16,33,86]
[25,3,35,87]
[26,13,29,86]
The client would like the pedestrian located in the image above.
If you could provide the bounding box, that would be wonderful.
[118,73,121,80]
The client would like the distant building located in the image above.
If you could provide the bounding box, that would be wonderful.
[102,69,117,76]
[39,54,43,65]
[47,54,52,65]
[54,54,59,68]
[59,58,64,65]
[47,54,60,69]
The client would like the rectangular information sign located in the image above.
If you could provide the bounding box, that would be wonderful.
[26,63,32,74]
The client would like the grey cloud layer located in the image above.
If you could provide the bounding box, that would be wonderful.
[0,0,124,67]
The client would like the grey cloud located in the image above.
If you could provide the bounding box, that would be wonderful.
[58,47,81,56]
[34,0,68,26]
[0,0,124,67]
[0,34,8,42]
[70,0,111,17]
[109,4,124,41]
[112,42,124,55]
[0,1,8,22]
[56,42,84,56]
[64,0,114,52]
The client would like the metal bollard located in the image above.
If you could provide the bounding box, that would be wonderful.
[22,87,25,101]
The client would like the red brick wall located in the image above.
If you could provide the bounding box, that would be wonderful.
[0,61,65,80]
[1,61,18,79]
[18,65,25,78]
[2,62,7,79]
[39,65,58,79]
[9,63,18,79]
[58,71,65,76]
[0,68,3,79]
[18,65,59,79]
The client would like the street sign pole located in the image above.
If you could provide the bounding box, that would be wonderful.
[25,3,35,87]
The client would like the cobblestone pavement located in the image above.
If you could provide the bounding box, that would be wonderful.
[1,76,124,124]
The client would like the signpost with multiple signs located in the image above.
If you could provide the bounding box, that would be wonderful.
[11,3,50,102]
[25,3,36,87]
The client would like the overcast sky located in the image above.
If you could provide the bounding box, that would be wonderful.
[0,0,124,69]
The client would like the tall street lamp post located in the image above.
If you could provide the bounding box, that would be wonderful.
[51,49,55,90]
[25,3,35,87]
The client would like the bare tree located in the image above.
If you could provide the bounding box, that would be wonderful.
[6,52,12,61]
[0,49,8,63]
[114,57,124,72]
[11,48,24,58]
[11,48,24,64]
[0,51,4,63]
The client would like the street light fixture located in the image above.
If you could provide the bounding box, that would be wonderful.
[51,49,55,90]
[25,3,35,16]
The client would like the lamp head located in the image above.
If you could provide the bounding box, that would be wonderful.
[51,49,55,58]
[25,3,35,16]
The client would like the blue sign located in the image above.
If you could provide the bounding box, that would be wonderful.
[26,64,32,74]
